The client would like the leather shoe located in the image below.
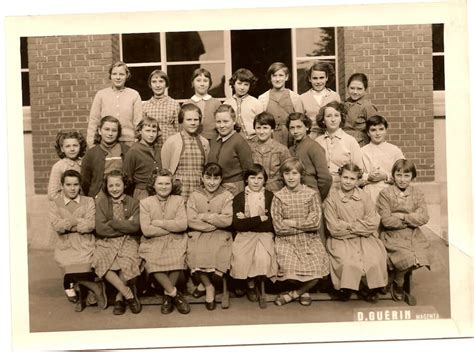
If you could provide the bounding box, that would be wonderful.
[205,300,216,311]
[246,286,258,302]
[161,295,174,314]
[113,300,126,315]
[192,287,206,299]
[127,296,142,314]
[173,292,190,314]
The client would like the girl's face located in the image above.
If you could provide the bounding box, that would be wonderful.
[215,111,235,138]
[110,66,127,90]
[367,124,387,145]
[255,122,273,143]
[193,74,210,96]
[99,121,120,145]
[107,176,125,200]
[270,69,288,90]
[182,110,201,135]
[140,124,158,145]
[247,172,265,192]
[283,168,302,190]
[201,174,222,193]
[309,70,329,92]
[323,107,342,133]
[288,119,309,142]
[154,176,173,199]
[340,169,359,193]
[348,79,366,101]
[234,79,250,97]
[150,75,167,97]
[61,138,80,160]
[393,170,413,190]
[62,176,81,200]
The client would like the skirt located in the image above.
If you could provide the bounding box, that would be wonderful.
[139,233,188,273]
[186,230,233,273]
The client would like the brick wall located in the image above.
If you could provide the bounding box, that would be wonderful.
[28,35,118,194]
[342,25,435,181]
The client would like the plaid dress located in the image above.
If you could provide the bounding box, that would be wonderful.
[270,185,329,282]
[142,96,180,149]
[175,133,205,201]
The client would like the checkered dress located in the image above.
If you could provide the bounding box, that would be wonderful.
[142,96,180,149]
[270,185,330,282]
[175,133,205,201]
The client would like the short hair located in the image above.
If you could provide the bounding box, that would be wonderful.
[102,170,131,197]
[135,114,160,141]
[215,104,241,132]
[286,112,312,132]
[148,69,170,88]
[108,61,131,81]
[366,115,389,132]
[61,169,81,185]
[93,116,122,145]
[307,61,335,86]
[280,157,305,176]
[146,168,181,196]
[347,72,369,89]
[191,68,213,89]
[178,103,202,124]
[54,131,87,159]
[243,163,268,184]
[391,159,417,179]
[266,62,290,83]
[338,163,363,179]
[202,162,223,177]
[253,111,276,129]
[229,68,257,87]
[316,101,347,129]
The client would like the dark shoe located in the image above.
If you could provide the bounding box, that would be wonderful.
[205,300,216,311]
[234,288,246,298]
[365,289,379,304]
[338,289,352,301]
[192,287,206,299]
[299,292,312,306]
[127,295,142,314]
[74,285,86,312]
[161,295,174,314]
[173,292,190,314]
[246,286,258,302]
[404,292,417,306]
[113,300,126,315]
[391,283,405,302]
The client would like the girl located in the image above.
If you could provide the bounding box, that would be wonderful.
[186,163,233,310]
[258,62,304,147]
[270,158,329,306]
[230,164,277,307]
[93,170,142,315]
[123,116,162,200]
[139,169,190,315]
[315,101,363,189]
[224,68,263,142]
[49,170,106,312]
[287,112,332,201]
[323,163,387,303]
[142,69,180,149]
[161,103,210,201]
[82,116,129,199]
[343,73,378,147]
[87,61,142,148]
[183,68,221,141]
[300,62,341,140]
[376,159,431,306]
[208,104,254,196]
[251,112,291,192]
[48,131,87,201]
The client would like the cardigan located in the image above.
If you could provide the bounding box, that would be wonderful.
[232,189,274,233]
[95,195,140,238]
[183,97,221,140]
[140,195,188,237]
[122,141,162,190]
[300,88,341,137]
[258,89,304,112]
[161,131,209,174]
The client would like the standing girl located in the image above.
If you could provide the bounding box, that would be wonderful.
[270,158,330,306]
[230,164,278,307]
[183,68,221,141]
[93,170,142,315]
[186,163,233,310]
[258,62,304,147]
[208,104,254,196]
[343,73,378,147]
[81,116,129,199]
[161,103,210,201]
[139,169,190,314]
[376,159,432,306]
[48,131,87,201]
[142,69,180,149]
[300,62,341,140]
[323,163,387,303]
[87,61,142,148]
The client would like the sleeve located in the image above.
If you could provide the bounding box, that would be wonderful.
[160,197,188,232]
[376,190,407,230]
[160,137,173,171]
[206,192,233,228]
[76,198,96,234]
[270,195,298,236]
[140,199,170,237]
[122,149,136,187]
[294,193,322,231]
[309,143,333,200]
[87,92,102,148]
[47,162,63,201]
[361,148,373,182]
[95,198,119,238]
[364,102,378,118]
[348,194,380,236]
[132,91,143,129]
[236,139,254,171]
[350,138,364,170]
[110,198,141,235]
[323,196,353,238]
[186,193,216,232]
[170,101,180,126]
[405,190,430,227]
[81,152,93,197]
[49,201,72,234]
[291,92,304,113]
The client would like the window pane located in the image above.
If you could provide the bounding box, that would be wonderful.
[127,65,160,101]
[167,63,225,100]
[295,27,335,57]
[432,24,444,53]
[20,37,28,69]
[296,59,337,94]
[433,55,445,91]
[166,31,223,62]
[22,71,30,106]
[122,33,160,63]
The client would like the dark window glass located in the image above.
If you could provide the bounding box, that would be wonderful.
[22,71,30,106]
[296,59,337,94]
[295,27,336,57]
[127,66,160,101]
[20,37,28,69]
[122,33,160,63]
[433,55,445,91]
[432,24,444,53]
[166,31,223,62]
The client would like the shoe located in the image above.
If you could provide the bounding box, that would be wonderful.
[161,295,174,314]
[173,292,190,314]
[96,281,108,310]
[75,285,86,312]
[86,290,97,306]
[391,283,405,302]
[127,295,142,314]
[65,288,78,303]
[192,287,206,299]
[404,292,417,306]
[113,300,126,315]
[274,290,298,306]
[338,289,352,301]
[205,300,216,311]
[299,292,312,306]
[234,288,246,298]
[246,286,258,302]
[365,289,379,304]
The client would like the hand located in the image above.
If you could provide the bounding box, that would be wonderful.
[260,215,268,222]
[283,219,297,228]
[393,213,406,221]
[368,167,386,182]
[236,212,246,219]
